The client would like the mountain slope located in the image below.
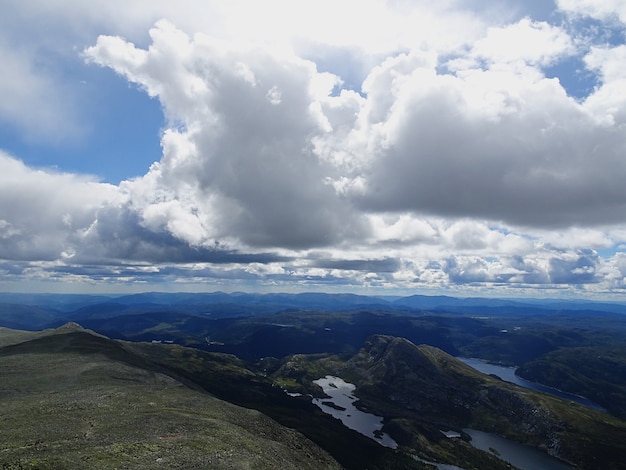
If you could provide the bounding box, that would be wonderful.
[516,345,626,420]
[272,335,626,469]
[0,324,341,470]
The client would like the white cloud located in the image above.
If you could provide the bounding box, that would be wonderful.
[470,18,575,68]
[369,214,438,244]
[2,2,626,296]
[585,44,626,82]
[85,21,369,250]
[583,45,626,125]
[0,151,120,260]
[557,0,626,23]
[334,28,626,228]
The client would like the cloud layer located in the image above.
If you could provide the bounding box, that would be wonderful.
[2,1,626,296]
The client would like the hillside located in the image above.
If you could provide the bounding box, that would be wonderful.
[271,335,626,469]
[516,345,626,420]
[0,324,341,470]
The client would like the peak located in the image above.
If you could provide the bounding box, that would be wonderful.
[53,322,110,340]
[362,334,419,357]
[58,322,85,331]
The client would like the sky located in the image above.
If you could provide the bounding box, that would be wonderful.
[2,0,626,299]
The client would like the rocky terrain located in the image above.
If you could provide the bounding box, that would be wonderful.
[0,324,341,470]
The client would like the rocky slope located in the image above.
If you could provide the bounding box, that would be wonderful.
[0,324,341,469]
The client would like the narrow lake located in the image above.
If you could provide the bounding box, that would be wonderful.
[458,357,605,411]
[312,375,398,448]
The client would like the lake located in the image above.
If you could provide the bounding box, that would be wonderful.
[458,357,605,411]
[310,373,575,469]
[312,375,398,448]
[463,428,573,470]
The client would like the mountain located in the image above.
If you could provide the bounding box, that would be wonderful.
[2,291,626,332]
[271,335,626,469]
[392,294,626,315]
[3,320,625,469]
[0,302,62,329]
[4,292,624,421]
[0,324,341,470]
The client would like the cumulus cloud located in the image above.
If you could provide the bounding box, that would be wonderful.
[548,249,599,284]
[0,150,287,293]
[470,18,575,67]
[341,30,626,227]
[85,21,368,249]
[2,2,626,297]
[0,152,119,261]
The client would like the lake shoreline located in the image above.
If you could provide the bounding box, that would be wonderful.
[457,357,605,411]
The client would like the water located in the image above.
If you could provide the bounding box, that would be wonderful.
[464,428,573,470]
[458,357,605,411]
[312,375,398,448]
[311,372,575,469]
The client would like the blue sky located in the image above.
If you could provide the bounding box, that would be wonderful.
[1,0,626,299]
[0,53,163,183]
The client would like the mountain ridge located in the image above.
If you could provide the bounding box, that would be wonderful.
[0,325,342,470]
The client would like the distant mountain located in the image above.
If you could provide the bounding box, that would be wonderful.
[0,293,114,311]
[2,292,625,333]
[393,294,626,315]
[113,291,394,312]
[0,302,62,329]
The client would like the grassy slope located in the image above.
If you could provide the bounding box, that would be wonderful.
[124,341,427,470]
[0,325,341,470]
